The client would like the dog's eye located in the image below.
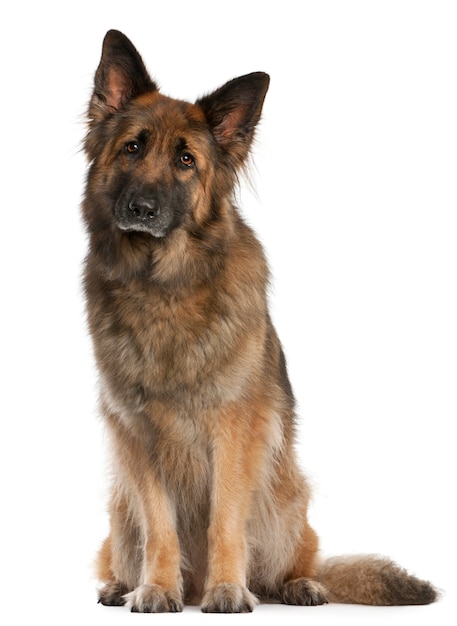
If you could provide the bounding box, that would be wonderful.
[125,141,140,154]
[180,153,195,168]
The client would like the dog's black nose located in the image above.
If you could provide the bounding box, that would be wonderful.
[128,197,160,220]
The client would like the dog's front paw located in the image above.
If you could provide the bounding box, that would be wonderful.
[280,578,328,606]
[124,584,183,613]
[201,583,258,613]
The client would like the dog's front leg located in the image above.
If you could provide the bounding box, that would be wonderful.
[105,419,183,613]
[201,407,260,613]
[122,468,183,612]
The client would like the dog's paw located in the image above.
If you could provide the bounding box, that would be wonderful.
[201,583,258,613]
[123,584,183,613]
[280,578,328,606]
[98,581,129,606]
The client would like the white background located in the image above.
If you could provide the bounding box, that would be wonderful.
[1,1,456,624]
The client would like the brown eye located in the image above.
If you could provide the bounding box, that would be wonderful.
[180,153,195,167]
[125,141,139,154]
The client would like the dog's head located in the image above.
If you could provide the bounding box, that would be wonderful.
[84,30,269,241]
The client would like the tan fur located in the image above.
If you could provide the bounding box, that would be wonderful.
[83,31,437,613]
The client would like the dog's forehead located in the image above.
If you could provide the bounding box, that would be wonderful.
[132,91,206,130]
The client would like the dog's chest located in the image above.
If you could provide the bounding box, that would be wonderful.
[93,279,247,411]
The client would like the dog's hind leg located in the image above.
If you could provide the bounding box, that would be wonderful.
[278,521,328,606]
[97,536,129,606]
[97,489,142,606]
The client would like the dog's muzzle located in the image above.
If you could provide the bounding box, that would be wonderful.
[116,192,174,238]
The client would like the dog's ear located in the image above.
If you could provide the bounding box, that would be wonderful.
[197,72,270,166]
[89,30,157,122]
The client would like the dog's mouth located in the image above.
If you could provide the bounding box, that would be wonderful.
[115,197,175,238]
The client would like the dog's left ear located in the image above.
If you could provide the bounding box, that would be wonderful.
[197,72,270,166]
[89,30,157,122]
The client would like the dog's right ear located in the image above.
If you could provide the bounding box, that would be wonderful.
[196,72,270,169]
[88,30,157,122]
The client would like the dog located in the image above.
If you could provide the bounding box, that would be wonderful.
[82,30,437,613]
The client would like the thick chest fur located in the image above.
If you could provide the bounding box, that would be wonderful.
[87,269,268,421]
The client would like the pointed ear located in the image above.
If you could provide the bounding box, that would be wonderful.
[89,30,157,121]
[197,72,270,166]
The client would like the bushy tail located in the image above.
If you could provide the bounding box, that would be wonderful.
[317,555,438,605]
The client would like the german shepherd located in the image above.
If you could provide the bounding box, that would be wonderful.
[82,30,437,613]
